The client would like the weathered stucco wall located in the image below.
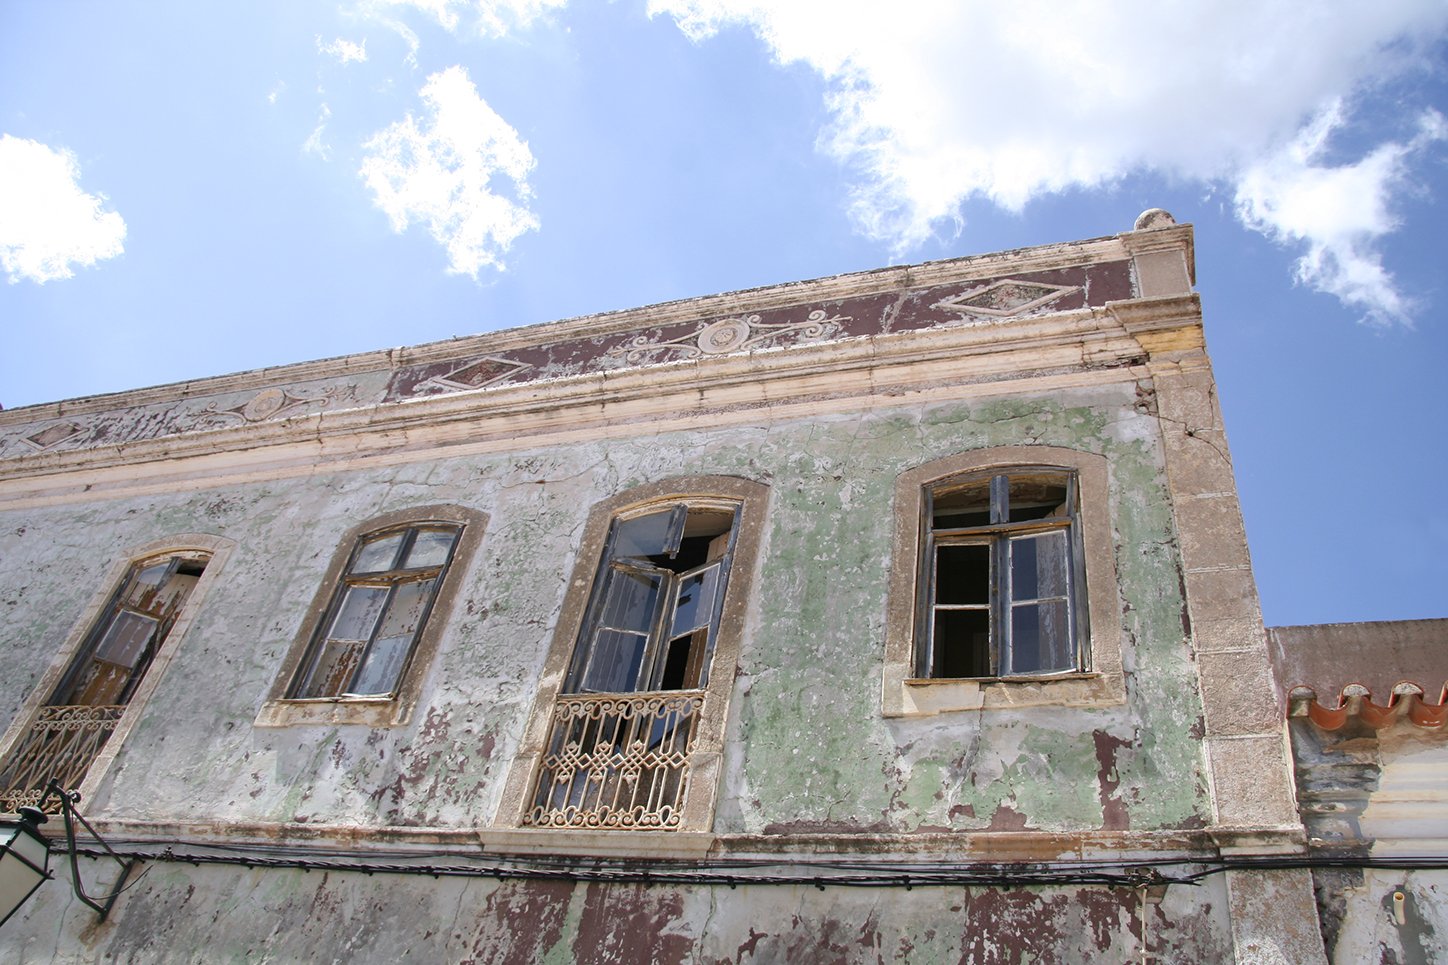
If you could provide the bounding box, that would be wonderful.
[0,383,1207,837]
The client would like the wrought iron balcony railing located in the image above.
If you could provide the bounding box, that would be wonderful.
[526,690,703,831]
[0,705,125,812]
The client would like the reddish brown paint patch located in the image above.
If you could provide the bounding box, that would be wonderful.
[459,879,573,965]
[987,804,1031,831]
[1092,729,1132,831]
[572,883,694,965]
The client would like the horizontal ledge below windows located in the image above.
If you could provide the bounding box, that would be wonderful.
[479,829,717,860]
[75,819,1309,865]
[254,696,403,728]
[885,671,1125,717]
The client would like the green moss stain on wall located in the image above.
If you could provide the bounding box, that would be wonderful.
[713,385,1210,833]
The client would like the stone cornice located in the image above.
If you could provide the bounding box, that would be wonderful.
[0,298,1206,510]
[1,234,1137,428]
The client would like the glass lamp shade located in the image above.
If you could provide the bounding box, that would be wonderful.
[0,807,51,928]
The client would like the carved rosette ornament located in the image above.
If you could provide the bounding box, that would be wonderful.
[607,309,849,364]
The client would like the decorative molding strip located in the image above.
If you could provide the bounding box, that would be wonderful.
[606,309,849,364]
[194,386,339,427]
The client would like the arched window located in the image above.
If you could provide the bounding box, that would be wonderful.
[257,505,485,728]
[289,522,462,700]
[503,476,768,834]
[566,500,739,695]
[0,537,228,812]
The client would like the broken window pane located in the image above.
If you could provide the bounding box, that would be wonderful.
[936,543,990,605]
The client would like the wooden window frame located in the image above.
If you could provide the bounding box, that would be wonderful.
[883,447,1124,716]
[256,505,485,728]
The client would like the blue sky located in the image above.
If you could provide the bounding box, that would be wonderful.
[1,0,1445,627]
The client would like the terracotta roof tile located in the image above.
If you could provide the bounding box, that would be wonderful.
[1268,619,1448,730]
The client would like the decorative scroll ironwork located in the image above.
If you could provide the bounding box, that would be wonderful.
[0,705,125,813]
[526,690,703,830]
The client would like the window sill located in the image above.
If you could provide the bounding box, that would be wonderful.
[254,696,404,728]
[883,671,1125,717]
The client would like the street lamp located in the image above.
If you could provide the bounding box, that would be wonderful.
[0,807,51,928]
[0,781,137,929]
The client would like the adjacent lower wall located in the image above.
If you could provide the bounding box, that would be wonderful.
[5,854,1238,964]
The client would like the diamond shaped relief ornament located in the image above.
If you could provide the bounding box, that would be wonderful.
[21,422,85,451]
[934,279,1079,321]
[422,356,532,392]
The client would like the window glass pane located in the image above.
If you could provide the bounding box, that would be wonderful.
[133,562,171,587]
[374,578,435,641]
[581,629,649,693]
[404,528,457,569]
[1008,599,1073,674]
[935,543,990,605]
[932,609,991,677]
[1010,531,1069,602]
[116,561,175,610]
[670,563,720,637]
[327,585,388,642]
[352,533,405,574]
[348,636,412,696]
[596,566,664,635]
[932,478,992,529]
[94,610,160,669]
[298,640,366,698]
[1005,472,1070,522]
[611,510,680,560]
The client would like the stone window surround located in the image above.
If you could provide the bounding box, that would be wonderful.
[883,446,1124,716]
[497,475,770,834]
[0,532,235,811]
[255,504,486,729]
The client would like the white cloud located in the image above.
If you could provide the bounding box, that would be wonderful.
[365,0,565,38]
[318,36,368,64]
[267,81,287,105]
[359,66,538,277]
[0,135,126,284]
[1236,104,1447,326]
[649,0,1448,323]
[303,103,334,160]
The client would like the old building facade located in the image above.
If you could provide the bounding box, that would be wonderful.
[0,211,1438,962]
